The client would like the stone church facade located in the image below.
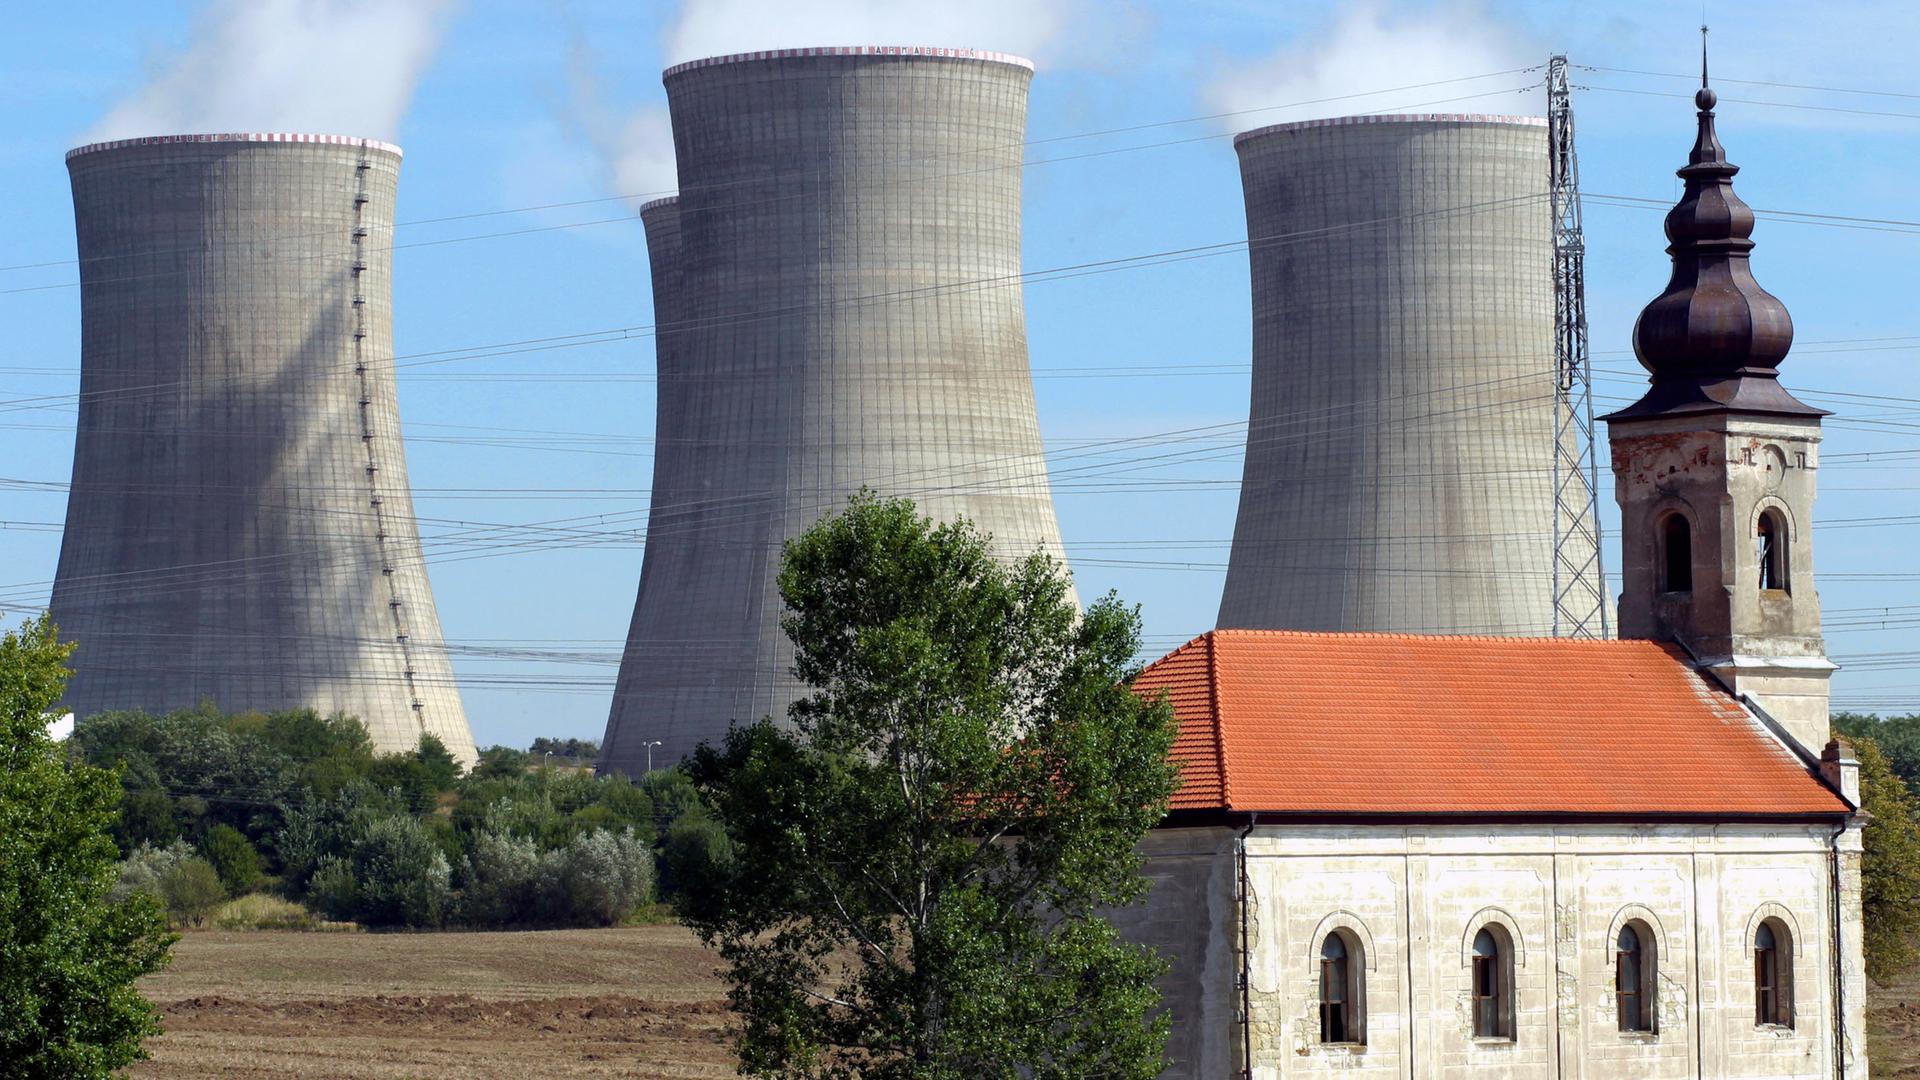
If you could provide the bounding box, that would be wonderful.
[1121,73,1869,1079]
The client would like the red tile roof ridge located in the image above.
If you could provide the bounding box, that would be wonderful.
[1206,627,1671,646]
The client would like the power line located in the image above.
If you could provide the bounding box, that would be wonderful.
[0,68,1544,279]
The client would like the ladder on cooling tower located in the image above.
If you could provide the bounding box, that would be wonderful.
[348,147,429,725]
[1547,56,1610,639]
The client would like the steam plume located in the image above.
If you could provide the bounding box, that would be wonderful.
[662,0,1077,66]
[1205,4,1539,132]
[85,0,460,144]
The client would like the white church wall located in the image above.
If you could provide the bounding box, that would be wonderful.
[1122,821,1860,1079]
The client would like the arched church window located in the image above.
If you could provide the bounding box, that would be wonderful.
[1757,510,1789,592]
[1616,923,1657,1033]
[1755,919,1793,1028]
[1319,931,1365,1045]
[1471,926,1514,1039]
[1660,513,1692,593]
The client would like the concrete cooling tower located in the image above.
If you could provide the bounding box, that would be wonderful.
[1217,114,1600,635]
[600,47,1074,772]
[52,133,475,764]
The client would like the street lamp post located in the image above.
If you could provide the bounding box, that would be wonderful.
[645,740,663,774]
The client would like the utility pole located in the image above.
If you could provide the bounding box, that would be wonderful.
[1547,55,1610,638]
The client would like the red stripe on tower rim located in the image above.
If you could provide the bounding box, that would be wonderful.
[66,132,404,163]
[662,45,1036,79]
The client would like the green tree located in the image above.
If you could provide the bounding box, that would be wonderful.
[471,745,533,780]
[681,495,1178,1079]
[200,823,261,895]
[0,616,175,1075]
[1857,737,1920,982]
[344,815,452,928]
[415,732,462,790]
[1836,712,1920,795]
[660,806,734,899]
[159,858,225,928]
[365,752,438,813]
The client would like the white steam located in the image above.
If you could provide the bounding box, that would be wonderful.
[569,49,679,206]
[1205,4,1540,132]
[662,0,1078,66]
[85,0,460,144]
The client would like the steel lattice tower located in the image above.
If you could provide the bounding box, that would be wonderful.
[1547,57,1611,637]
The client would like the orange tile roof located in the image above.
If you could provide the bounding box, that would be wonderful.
[1130,630,1848,818]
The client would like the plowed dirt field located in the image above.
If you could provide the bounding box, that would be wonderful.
[130,926,734,1078]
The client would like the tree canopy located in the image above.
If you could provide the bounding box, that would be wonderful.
[0,615,174,1076]
[680,495,1178,1079]
[1856,736,1920,983]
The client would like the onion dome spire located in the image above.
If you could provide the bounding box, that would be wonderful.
[1615,27,1821,418]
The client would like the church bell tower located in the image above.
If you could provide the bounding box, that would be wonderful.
[1604,55,1834,755]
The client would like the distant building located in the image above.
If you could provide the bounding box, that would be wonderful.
[1120,80,1865,1079]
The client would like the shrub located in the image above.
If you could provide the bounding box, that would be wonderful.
[561,828,654,925]
[211,893,320,931]
[660,808,733,900]
[307,857,360,923]
[200,824,260,895]
[459,831,553,925]
[455,827,653,927]
[111,841,195,905]
[159,858,225,927]
[349,816,452,928]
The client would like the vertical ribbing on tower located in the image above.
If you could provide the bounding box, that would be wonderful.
[1218,114,1597,636]
[52,133,475,764]
[600,47,1075,772]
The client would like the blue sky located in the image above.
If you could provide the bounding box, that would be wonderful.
[4,1,1917,750]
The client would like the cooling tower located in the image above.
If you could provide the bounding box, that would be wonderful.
[52,133,475,764]
[1217,114,1595,636]
[600,47,1074,772]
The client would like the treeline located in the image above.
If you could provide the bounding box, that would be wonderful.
[70,705,730,930]
[1833,713,1920,982]
[1836,712,1920,792]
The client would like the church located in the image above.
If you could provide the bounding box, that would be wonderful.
[1119,74,1868,1079]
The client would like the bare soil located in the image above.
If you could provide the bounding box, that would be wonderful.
[1873,965,1920,1077]
[130,925,1920,1077]
[130,926,735,1078]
